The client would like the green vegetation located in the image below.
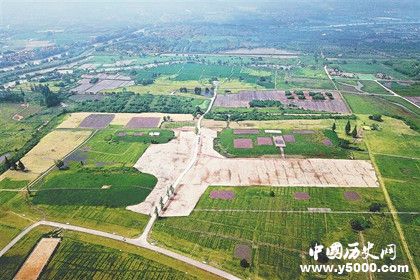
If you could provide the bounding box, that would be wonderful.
[0,226,220,280]
[77,128,174,167]
[359,80,390,95]
[342,93,420,130]
[32,167,156,207]
[0,226,54,280]
[0,181,151,237]
[249,100,283,108]
[0,179,28,190]
[74,92,206,115]
[383,82,420,97]
[152,187,409,279]
[214,128,356,159]
[197,186,386,212]
[0,104,65,174]
[206,107,354,121]
[40,232,214,280]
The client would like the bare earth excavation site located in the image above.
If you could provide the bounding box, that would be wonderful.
[130,127,378,217]
[0,1,419,280]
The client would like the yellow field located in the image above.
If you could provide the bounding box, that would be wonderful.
[103,76,208,97]
[218,79,264,93]
[0,130,91,182]
[203,118,333,130]
[58,112,195,129]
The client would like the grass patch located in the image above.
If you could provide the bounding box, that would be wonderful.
[0,179,28,190]
[214,128,352,159]
[198,186,386,212]
[40,231,215,280]
[0,225,54,280]
[31,167,156,207]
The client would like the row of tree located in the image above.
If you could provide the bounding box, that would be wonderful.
[3,157,26,172]
[332,120,358,138]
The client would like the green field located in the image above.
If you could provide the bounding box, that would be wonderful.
[383,82,420,97]
[40,232,215,280]
[214,128,354,159]
[359,80,391,95]
[197,186,386,212]
[0,225,54,280]
[31,167,157,207]
[69,127,174,167]
[0,183,151,237]
[342,93,420,130]
[0,103,54,156]
[152,187,411,279]
[328,60,410,79]
[0,226,220,280]
[0,179,28,190]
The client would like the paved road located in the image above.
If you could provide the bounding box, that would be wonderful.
[0,220,241,280]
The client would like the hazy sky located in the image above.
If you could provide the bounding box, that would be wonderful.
[1,0,419,29]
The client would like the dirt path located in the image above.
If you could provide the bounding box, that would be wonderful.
[375,80,420,109]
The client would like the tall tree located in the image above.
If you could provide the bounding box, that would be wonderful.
[345,120,351,135]
[352,126,358,138]
[17,160,25,171]
[332,122,336,131]
[4,156,11,170]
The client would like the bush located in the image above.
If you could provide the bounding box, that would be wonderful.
[240,258,250,268]
[369,114,383,122]
[350,218,371,231]
[369,202,383,212]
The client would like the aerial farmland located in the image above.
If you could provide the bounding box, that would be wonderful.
[0,1,419,280]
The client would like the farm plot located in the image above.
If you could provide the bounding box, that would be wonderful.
[14,238,61,280]
[67,128,173,167]
[31,167,157,207]
[39,234,206,280]
[214,90,350,113]
[197,186,386,212]
[125,117,161,128]
[405,96,420,106]
[0,129,91,182]
[58,112,193,129]
[78,113,115,129]
[380,81,420,97]
[214,128,349,158]
[0,226,55,280]
[358,80,391,95]
[0,103,56,156]
[152,210,409,279]
[0,227,218,280]
[71,73,134,94]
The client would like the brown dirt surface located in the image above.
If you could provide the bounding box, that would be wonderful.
[234,244,252,262]
[0,130,91,182]
[233,129,259,135]
[14,238,60,280]
[234,139,253,148]
[125,117,161,128]
[257,137,273,145]
[58,112,193,129]
[158,128,378,217]
[78,114,115,129]
[126,129,196,215]
[214,90,350,113]
[344,191,361,201]
[294,192,310,200]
